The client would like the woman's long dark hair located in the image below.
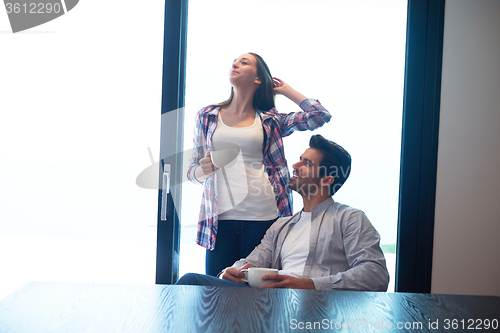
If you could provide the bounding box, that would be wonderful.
[214,52,276,111]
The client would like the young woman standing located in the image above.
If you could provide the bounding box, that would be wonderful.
[188,53,331,276]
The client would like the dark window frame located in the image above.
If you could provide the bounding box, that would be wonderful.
[155,0,189,285]
[396,0,445,293]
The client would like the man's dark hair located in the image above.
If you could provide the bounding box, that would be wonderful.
[309,134,352,196]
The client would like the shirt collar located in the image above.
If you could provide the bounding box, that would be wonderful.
[258,108,278,121]
[200,105,220,116]
[290,197,334,224]
[202,106,277,118]
[311,197,335,215]
[287,211,302,225]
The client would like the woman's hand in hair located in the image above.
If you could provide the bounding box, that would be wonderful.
[273,77,308,106]
[272,77,290,95]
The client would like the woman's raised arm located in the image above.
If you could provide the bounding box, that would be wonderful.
[273,77,307,106]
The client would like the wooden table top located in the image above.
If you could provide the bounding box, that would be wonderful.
[0,282,498,332]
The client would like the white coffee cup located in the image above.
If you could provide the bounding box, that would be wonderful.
[241,267,279,288]
[210,149,238,168]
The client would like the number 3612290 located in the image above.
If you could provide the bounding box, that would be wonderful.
[5,3,62,14]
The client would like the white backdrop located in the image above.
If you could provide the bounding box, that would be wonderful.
[0,0,165,299]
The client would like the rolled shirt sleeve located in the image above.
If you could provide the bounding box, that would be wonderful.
[277,99,332,137]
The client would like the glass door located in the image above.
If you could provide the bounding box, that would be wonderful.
[173,0,408,291]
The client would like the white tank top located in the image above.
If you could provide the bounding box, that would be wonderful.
[212,111,278,220]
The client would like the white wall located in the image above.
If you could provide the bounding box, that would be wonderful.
[432,0,500,296]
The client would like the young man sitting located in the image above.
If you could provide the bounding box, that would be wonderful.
[176,134,389,291]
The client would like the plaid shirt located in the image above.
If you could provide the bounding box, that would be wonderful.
[187,99,331,250]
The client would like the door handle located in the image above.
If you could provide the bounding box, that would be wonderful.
[161,164,170,221]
